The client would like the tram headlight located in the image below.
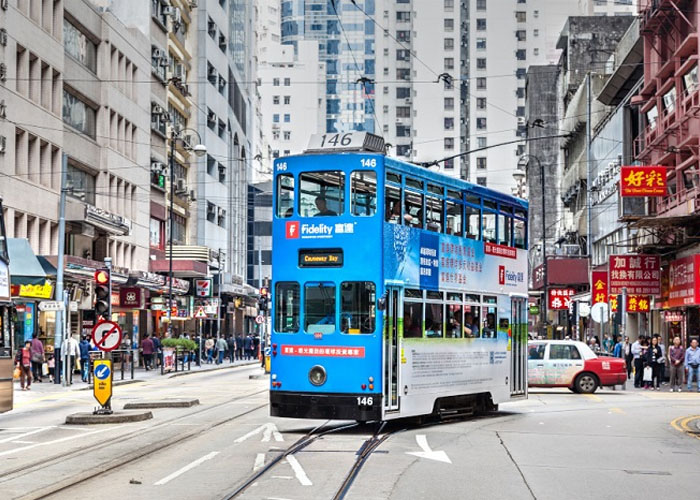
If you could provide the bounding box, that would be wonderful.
[308,365,327,386]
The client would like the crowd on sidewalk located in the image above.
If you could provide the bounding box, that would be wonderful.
[588,333,700,392]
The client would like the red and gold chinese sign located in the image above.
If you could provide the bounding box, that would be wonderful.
[608,294,650,313]
[591,271,608,304]
[668,254,700,307]
[548,288,575,310]
[608,255,660,295]
[620,166,666,197]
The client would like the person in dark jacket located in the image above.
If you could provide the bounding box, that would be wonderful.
[645,335,663,390]
[244,334,253,360]
[151,335,162,368]
[141,335,155,370]
[227,335,236,363]
[79,337,91,382]
[236,334,244,360]
[30,333,45,382]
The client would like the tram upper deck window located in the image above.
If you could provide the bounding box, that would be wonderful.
[299,171,344,217]
[351,171,377,216]
[340,281,376,333]
[386,185,402,224]
[276,174,295,218]
[498,212,512,247]
[275,282,300,333]
[304,282,336,334]
[514,210,527,249]
[446,200,462,236]
[404,191,424,229]
[482,208,496,243]
[465,205,480,240]
[426,196,443,233]
[403,301,423,338]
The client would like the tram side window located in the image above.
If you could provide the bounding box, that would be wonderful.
[351,171,377,216]
[404,191,424,229]
[446,200,463,236]
[498,213,512,247]
[425,302,443,338]
[426,196,443,233]
[276,174,295,218]
[340,281,376,334]
[299,171,345,217]
[465,205,480,240]
[463,304,481,338]
[446,303,463,338]
[275,282,300,333]
[482,297,497,338]
[304,282,336,334]
[385,185,402,224]
[403,301,423,338]
[514,214,527,249]
[482,211,496,243]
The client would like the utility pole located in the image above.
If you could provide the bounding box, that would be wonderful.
[55,153,67,385]
[586,73,593,259]
[217,249,222,339]
[167,133,175,338]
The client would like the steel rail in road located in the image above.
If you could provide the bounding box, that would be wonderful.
[6,388,269,500]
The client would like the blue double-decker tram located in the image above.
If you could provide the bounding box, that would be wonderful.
[270,132,528,422]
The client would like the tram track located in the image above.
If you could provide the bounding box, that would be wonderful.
[5,388,269,500]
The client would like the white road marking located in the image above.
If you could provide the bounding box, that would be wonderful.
[235,423,284,443]
[254,453,265,471]
[154,451,220,486]
[0,427,53,444]
[271,476,293,479]
[0,426,117,457]
[286,456,312,486]
[405,434,452,464]
[11,440,36,444]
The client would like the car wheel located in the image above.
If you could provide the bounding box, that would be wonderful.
[575,373,598,394]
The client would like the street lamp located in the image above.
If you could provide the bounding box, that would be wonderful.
[518,154,547,338]
[167,128,206,337]
[512,167,526,198]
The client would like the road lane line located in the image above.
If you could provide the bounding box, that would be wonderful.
[609,408,625,414]
[286,456,312,486]
[0,426,117,457]
[583,394,603,403]
[0,427,53,444]
[154,451,220,486]
[254,453,265,471]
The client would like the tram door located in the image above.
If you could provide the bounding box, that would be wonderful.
[510,297,528,397]
[383,287,400,412]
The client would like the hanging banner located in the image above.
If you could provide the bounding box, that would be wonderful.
[608,255,660,295]
[548,288,575,310]
[668,254,700,307]
[620,165,667,196]
[591,271,608,304]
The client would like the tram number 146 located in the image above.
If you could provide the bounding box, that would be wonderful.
[357,397,374,407]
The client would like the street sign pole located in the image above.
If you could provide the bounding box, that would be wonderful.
[93,359,113,414]
[104,257,113,412]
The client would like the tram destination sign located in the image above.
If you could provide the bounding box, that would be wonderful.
[299,248,344,268]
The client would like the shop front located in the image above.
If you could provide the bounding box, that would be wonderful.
[0,255,13,413]
[658,253,700,346]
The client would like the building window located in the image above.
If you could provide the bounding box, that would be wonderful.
[397,11,411,22]
[273,114,279,123]
[397,31,411,42]
[396,49,411,61]
[63,90,96,138]
[444,97,454,110]
[444,0,454,10]
[476,0,486,9]
[476,19,486,30]
[477,97,487,109]
[515,11,526,22]
[150,218,163,249]
[273,78,280,86]
[476,117,487,130]
[534,29,539,37]
[66,163,96,205]
[284,114,291,123]
[397,68,411,80]
[533,48,540,56]
[273,95,280,104]
[516,106,525,117]
[397,87,411,98]
[396,106,411,118]
[516,68,527,79]
[171,214,186,244]
[64,19,97,73]
[444,137,454,150]
[444,57,454,70]
[516,30,526,41]
[477,137,487,148]
[284,131,291,140]
[396,124,411,137]
[284,95,291,104]
[444,19,454,31]
[476,58,487,70]
[477,157,487,169]
[516,49,526,60]
[396,144,411,156]
[207,202,217,223]
[476,38,486,50]
[516,87,525,98]
[477,177,487,186]
[444,117,454,130]
[476,78,486,90]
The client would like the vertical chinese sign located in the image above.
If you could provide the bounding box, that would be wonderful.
[668,255,700,307]
[620,166,667,197]
[591,271,608,304]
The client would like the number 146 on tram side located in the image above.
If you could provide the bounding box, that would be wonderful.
[269,132,529,422]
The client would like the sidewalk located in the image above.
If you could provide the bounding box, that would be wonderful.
[13,358,263,394]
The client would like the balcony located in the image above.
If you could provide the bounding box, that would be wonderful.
[656,185,700,217]
[674,32,698,60]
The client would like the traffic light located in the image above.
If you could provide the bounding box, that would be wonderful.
[94,268,111,319]
[258,295,268,312]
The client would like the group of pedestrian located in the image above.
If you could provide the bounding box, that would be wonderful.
[200,333,258,364]
[615,334,700,392]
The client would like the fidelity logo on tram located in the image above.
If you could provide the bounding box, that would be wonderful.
[285,221,300,239]
[286,221,345,239]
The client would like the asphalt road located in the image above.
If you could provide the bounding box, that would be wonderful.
[2,368,699,500]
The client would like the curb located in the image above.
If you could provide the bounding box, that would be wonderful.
[167,360,260,378]
[124,399,199,409]
[65,410,153,425]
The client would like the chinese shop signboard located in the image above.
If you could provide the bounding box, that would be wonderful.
[591,271,608,304]
[668,254,700,307]
[608,255,660,295]
[608,294,650,313]
[548,288,575,310]
[620,166,667,197]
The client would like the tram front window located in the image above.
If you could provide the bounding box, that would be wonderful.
[275,282,300,333]
[276,174,295,218]
[305,282,336,333]
[340,281,376,333]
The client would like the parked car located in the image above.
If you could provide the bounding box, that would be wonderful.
[528,340,627,393]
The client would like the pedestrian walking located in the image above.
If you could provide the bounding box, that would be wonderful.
[152,335,162,368]
[227,335,236,363]
[64,335,80,384]
[215,336,228,364]
[47,353,55,383]
[236,334,244,360]
[244,334,253,360]
[645,336,663,390]
[79,336,90,382]
[141,335,155,370]
[603,334,613,353]
[668,336,685,392]
[656,334,666,384]
[685,338,700,392]
[29,333,45,382]
[631,336,644,388]
[15,340,32,391]
[622,336,633,379]
[205,336,214,364]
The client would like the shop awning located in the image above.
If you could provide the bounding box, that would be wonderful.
[37,256,57,277]
[8,238,46,285]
